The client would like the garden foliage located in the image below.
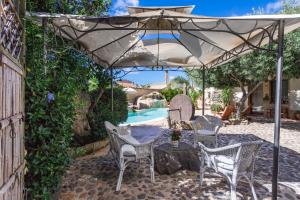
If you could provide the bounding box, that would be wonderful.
[25,21,90,199]
[88,87,128,140]
[161,88,183,102]
[25,0,112,199]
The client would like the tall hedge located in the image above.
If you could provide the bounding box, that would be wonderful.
[88,87,128,139]
[25,21,92,199]
[25,1,111,198]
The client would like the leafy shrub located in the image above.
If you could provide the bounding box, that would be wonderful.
[210,103,223,113]
[161,88,183,102]
[24,21,100,199]
[88,87,128,139]
[221,87,233,106]
[25,0,111,199]
[189,90,202,106]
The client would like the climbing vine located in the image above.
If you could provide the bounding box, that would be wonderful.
[25,0,112,199]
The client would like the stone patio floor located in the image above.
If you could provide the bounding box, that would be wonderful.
[59,117,300,200]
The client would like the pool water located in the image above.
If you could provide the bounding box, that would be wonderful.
[121,108,168,125]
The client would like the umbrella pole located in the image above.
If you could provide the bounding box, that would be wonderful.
[202,66,205,116]
[272,19,284,200]
[111,67,114,119]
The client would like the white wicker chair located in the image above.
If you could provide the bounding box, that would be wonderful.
[191,115,222,148]
[198,141,263,200]
[104,121,155,191]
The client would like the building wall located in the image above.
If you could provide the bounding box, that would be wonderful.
[251,84,263,107]
[289,78,300,112]
[204,87,247,106]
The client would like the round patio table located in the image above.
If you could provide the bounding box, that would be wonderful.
[154,142,200,175]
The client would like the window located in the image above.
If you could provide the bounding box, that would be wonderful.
[270,80,289,104]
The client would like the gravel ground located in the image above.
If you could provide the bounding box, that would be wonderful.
[59,116,300,200]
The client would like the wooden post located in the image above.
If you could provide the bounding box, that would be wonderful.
[42,18,48,74]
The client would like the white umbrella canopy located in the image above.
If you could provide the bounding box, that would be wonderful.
[122,87,138,94]
[31,5,300,69]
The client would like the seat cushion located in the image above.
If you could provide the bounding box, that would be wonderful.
[195,130,215,136]
[121,144,136,156]
[211,155,234,171]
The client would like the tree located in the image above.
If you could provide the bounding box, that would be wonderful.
[186,3,300,118]
[169,76,191,94]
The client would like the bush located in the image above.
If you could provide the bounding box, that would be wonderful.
[210,103,223,113]
[161,88,183,102]
[25,21,95,199]
[189,90,202,106]
[88,87,128,140]
[221,87,233,106]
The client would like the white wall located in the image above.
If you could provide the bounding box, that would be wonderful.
[232,87,248,105]
[289,78,300,111]
[204,87,248,105]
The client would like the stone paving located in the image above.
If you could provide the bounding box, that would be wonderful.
[59,117,300,200]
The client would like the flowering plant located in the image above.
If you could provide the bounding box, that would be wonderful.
[171,129,181,141]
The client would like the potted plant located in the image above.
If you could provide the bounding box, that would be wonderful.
[171,129,181,147]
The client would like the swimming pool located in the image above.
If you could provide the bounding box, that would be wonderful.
[121,108,168,125]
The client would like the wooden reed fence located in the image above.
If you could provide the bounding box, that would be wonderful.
[0,0,25,199]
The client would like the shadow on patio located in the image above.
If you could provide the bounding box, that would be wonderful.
[59,123,300,200]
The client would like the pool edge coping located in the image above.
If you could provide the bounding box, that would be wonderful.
[120,117,168,126]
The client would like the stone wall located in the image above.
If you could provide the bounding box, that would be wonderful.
[127,88,162,104]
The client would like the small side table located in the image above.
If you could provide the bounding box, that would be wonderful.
[154,142,200,174]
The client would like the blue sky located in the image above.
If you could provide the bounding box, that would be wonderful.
[109,0,287,85]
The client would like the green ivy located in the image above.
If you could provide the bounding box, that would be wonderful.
[25,0,112,198]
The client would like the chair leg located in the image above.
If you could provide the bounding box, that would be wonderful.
[116,159,125,191]
[230,179,237,200]
[150,165,155,183]
[248,177,258,200]
[199,166,206,187]
[150,154,155,182]
[116,169,124,191]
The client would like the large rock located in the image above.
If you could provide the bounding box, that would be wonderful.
[154,142,200,174]
[136,92,167,109]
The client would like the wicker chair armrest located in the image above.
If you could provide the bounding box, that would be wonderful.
[198,142,241,154]
[214,125,221,135]
[134,139,155,147]
[117,135,154,148]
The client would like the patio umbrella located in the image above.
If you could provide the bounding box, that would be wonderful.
[28,6,300,199]
[122,87,137,95]
[29,7,300,69]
